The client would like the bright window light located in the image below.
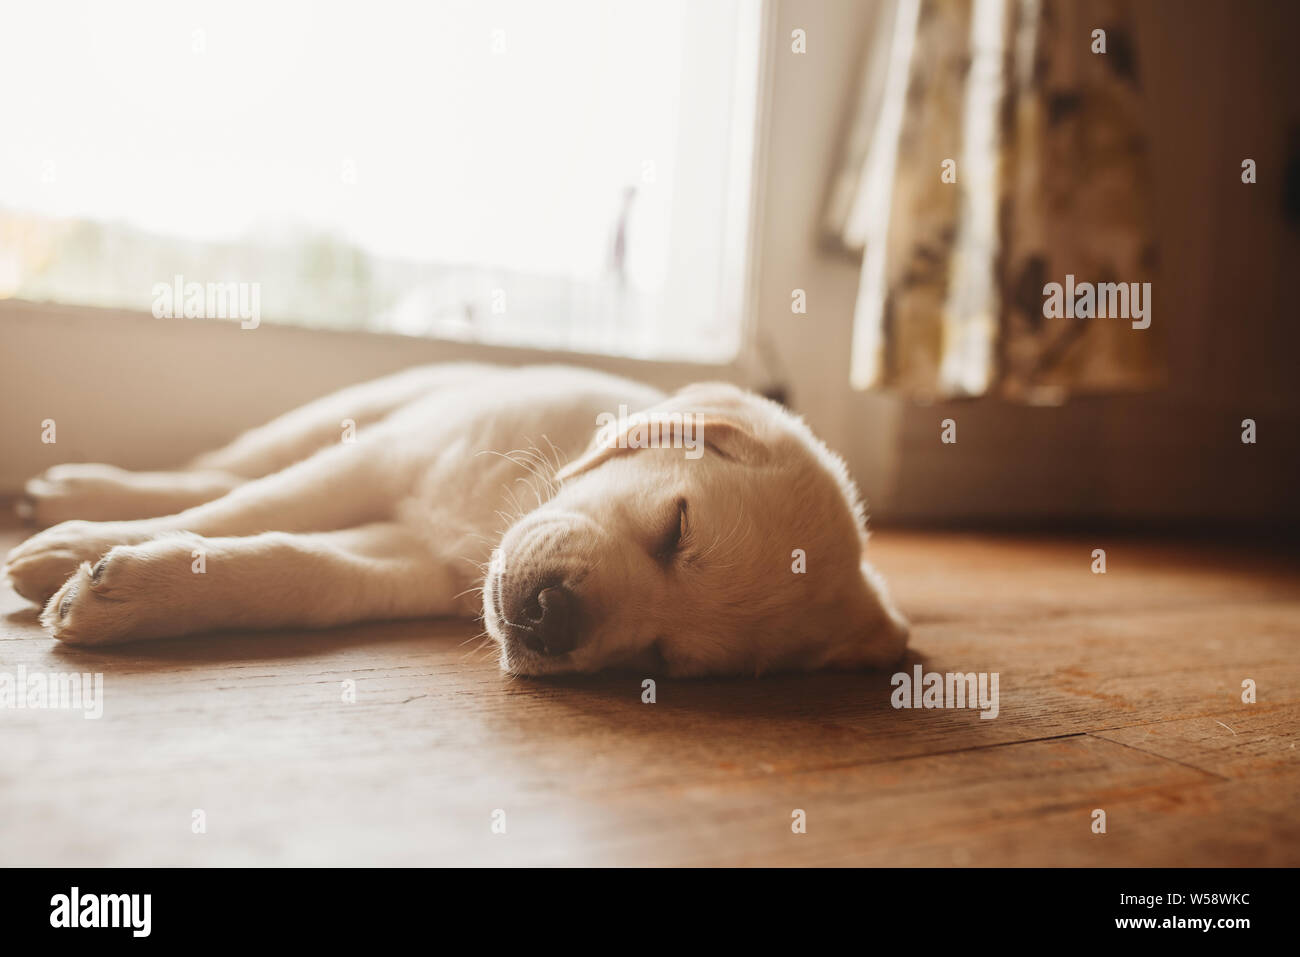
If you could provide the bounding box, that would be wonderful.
[0,0,763,362]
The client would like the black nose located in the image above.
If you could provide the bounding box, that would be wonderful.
[502,580,580,656]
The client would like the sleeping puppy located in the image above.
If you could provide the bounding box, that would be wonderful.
[3,364,908,676]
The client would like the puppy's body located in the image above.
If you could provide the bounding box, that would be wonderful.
[5,364,907,675]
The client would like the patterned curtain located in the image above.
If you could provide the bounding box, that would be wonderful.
[828,0,1163,401]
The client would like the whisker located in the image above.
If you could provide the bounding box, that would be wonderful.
[451,584,484,602]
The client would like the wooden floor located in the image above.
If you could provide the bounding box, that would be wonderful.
[1,526,1297,866]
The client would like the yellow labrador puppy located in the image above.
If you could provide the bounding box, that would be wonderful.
[4,364,908,675]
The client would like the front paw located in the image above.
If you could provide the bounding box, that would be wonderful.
[19,463,129,527]
[41,543,189,645]
[3,520,128,605]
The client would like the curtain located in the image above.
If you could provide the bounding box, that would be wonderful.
[829,0,1163,401]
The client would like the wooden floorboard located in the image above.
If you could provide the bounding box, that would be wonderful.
[1092,704,1300,779]
[1,528,1297,865]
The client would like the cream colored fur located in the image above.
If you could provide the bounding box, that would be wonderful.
[3,364,908,676]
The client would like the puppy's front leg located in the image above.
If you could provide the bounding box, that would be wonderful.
[44,523,470,645]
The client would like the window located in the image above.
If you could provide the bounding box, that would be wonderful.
[0,0,763,362]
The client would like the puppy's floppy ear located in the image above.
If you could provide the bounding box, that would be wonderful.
[814,558,910,670]
[556,386,770,483]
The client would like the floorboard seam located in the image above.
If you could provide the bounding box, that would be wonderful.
[750,732,1092,780]
[1083,731,1231,781]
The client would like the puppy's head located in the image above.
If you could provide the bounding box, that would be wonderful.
[482,383,908,676]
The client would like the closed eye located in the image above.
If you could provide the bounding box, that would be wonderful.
[654,498,688,562]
